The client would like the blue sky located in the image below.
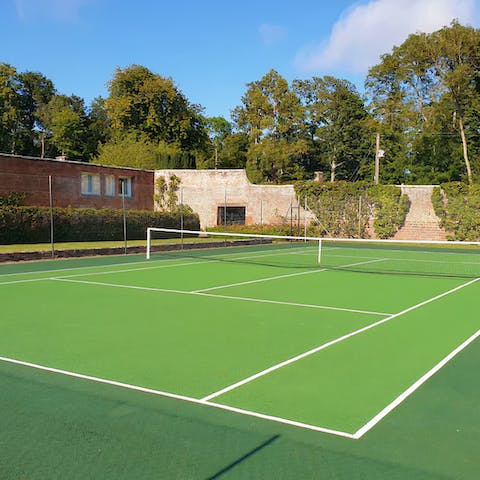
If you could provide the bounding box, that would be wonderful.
[1,0,479,120]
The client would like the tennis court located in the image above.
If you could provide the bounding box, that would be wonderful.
[1,236,480,478]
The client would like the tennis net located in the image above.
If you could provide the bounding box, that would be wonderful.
[146,228,480,277]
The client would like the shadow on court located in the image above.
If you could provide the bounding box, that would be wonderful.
[205,435,280,479]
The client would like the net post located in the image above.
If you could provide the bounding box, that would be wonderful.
[146,228,151,259]
[317,238,322,265]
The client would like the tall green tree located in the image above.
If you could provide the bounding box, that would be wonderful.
[87,96,111,156]
[0,64,56,156]
[204,116,232,168]
[37,94,90,160]
[16,70,55,156]
[105,65,209,153]
[217,132,248,169]
[0,63,22,154]
[293,76,372,181]
[233,69,307,182]
[367,21,480,184]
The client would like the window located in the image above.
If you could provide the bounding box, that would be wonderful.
[104,175,115,197]
[118,177,133,198]
[217,206,246,225]
[81,173,100,195]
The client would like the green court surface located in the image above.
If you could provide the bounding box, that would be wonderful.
[1,242,480,479]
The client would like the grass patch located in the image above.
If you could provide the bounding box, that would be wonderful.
[0,237,219,254]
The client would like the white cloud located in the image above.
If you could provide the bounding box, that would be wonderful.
[295,0,477,74]
[258,23,288,46]
[15,0,90,22]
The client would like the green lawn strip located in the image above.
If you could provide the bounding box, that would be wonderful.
[0,279,377,399]
[213,270,464,316]
[213,280,480,434]
[0,237,227,254]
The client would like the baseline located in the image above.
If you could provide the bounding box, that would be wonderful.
[0,355,355,439]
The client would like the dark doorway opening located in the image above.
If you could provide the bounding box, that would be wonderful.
[217,206,246,225]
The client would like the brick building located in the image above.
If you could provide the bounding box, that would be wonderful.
[155,169,314,229]
[0,154,154,210]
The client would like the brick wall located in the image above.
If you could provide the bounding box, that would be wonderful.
[0,154,154,210]
[155,169,314,229]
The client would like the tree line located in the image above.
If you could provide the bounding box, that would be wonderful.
[1,21,479,185]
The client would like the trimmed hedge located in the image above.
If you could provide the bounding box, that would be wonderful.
[0,207,200,244]
[433,182,480,241]
[208,224,296,236]
[294,181,409,239]
[0,192,25,207]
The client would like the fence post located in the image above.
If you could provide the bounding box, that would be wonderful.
[121,181,127,255]
[180,186,184,250]
[358,196,363,238]
[304,196,307,240]
[48,175,54,258]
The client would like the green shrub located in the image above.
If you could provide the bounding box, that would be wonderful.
[207,224,296,236]
[294,181,409,239]
[0,192,26,207]
[437,182,480,241]
[431,186,445,220]
[0,207,200,244]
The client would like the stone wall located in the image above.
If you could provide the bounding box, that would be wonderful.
[0,154,154,210]
[155,169,312,229]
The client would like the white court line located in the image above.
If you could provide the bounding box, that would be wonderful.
[50,278,389,316]
[0,355,355,439]
[56,259,218,278]
[198,292,391,316]
[0,277,53,286]
[200,277,480,402]
[0,245,314,283]
[0,260,211,284]
[0,256,190,278]
[325,253,480,267]
[56,246,315,280]
[192,269,326,293]
[3,279,479,439]
[192,258,388,293]
[353,326,480,439]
